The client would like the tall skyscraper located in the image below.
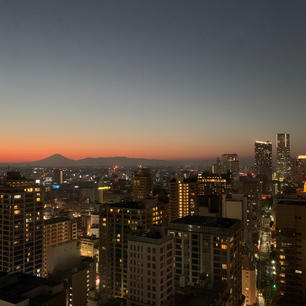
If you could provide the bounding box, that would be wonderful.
[0,172,43,276]
[168,216,242,306]
[275,198,306,305]
[99,201,153,297]
[127,228,175,306]
[254,141,272,192]
[132,168,153,201]
[276,133,291,181]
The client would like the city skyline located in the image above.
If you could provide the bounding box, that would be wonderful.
[1,0,305,162]
[1,1,306,306]
[0,132,302,165]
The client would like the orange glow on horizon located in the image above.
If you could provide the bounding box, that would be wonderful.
[0,136,253,163]
[0,148,252,163]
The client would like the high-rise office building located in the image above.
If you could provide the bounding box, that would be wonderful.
[127,229,175,306]
[132,168,153,201]
[0,172,43,276]
[168,216,242,306]
[169,178,197,220]
[275,198,306,305]
[221,154,240,190]
[212,154,239,176]
[99,201,153,297]
[221,153,240,175]
[276,133,291,181]
[254,141,272,192]
[43,217,77,276]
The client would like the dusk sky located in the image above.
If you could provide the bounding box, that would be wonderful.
[0,0,305,162]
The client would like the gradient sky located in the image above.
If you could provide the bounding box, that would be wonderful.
[0,0,305,162]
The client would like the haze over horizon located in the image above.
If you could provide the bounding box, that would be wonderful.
[1,0,305,162]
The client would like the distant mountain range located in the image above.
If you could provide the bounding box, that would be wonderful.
[0,153,212,168]
[0,153,253,168]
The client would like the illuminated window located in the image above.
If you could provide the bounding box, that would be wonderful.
[14,195,21,199]
[222,264,227,270]
[279,255,285,260]
[221,244,227,250]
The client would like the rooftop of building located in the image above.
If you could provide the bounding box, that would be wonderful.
[169,215,241,229]
[0,272,63,304]
[104,200,149,209]
[44,216,71,225]
[128,228,172,245]
[277,197,306,206]
[0,172,36,188]
[50,256,95,278]
[197,195,222,206]
[133,167,151,176]
[175,282,229,306]
[170,176,198,183]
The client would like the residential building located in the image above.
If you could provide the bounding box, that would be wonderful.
[0,172,43,276]
[169,178,197,220]
[127,228,175,306]
[47,240,96,306]
[241,255,256,306]
[275,197,306,305]
[132,168,153,201]
[100,201,153,297]
[43,217,77,277]
[197,174,231,196]
[168,216,242,306]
